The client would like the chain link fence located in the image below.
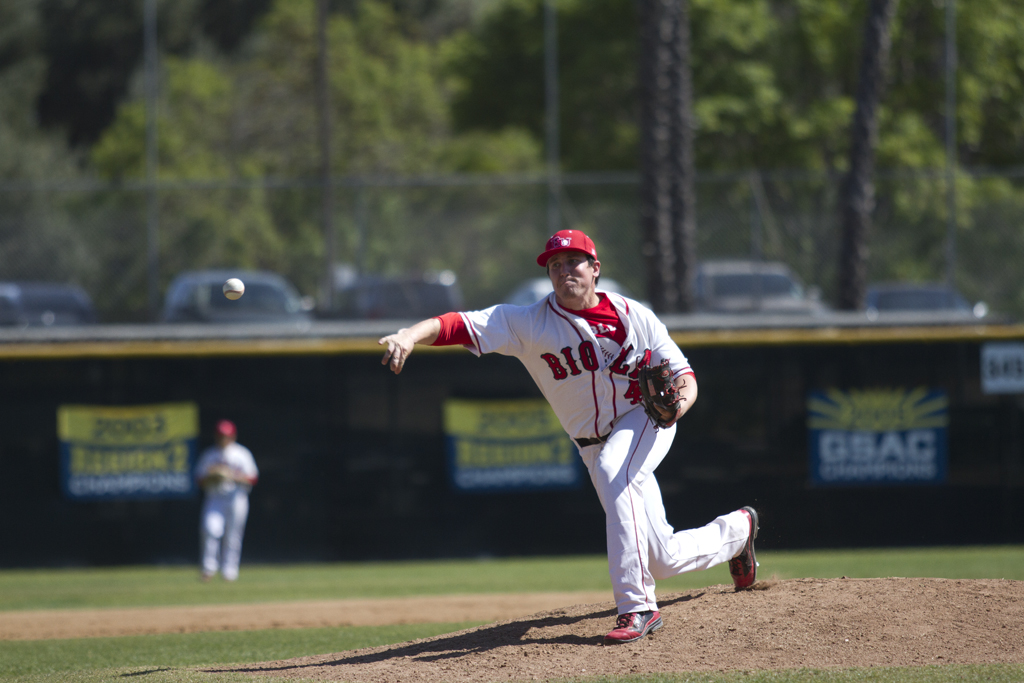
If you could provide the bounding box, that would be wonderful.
[1,168,1022,323]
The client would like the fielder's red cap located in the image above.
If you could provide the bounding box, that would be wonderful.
[215,419,237,437]
[536,229,598,267]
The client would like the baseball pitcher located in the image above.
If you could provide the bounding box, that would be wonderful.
[379,229,758,644]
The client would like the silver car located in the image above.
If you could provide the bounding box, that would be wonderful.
[162,270,313,323]
[694,260,826,314]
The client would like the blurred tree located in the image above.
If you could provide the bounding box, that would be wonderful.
[32,0,488,149]
[0,0,93,291]
[38,0,154,148]
[445,0,1024,313]
[6,0,1024,317]
[90,0,543,306]
[197,0,275,52]
[837,0,899,311]
[447,0,638,172]
[35,0,278,148]
[447,0,1024,176]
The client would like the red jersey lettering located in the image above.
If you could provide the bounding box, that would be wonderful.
[579,341,600,371]
[609,345,634,375]
[560,347,582,376]
[628,349,652,379]
[624,380,643,405]
[541,353,569,380]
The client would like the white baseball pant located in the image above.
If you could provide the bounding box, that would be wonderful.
[578,407,752,614]
[200,490,250,581]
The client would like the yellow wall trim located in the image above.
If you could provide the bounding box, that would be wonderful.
[0,324,1022,359]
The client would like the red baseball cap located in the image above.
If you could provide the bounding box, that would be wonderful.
[536,229,598,267]
[215,419,237,437]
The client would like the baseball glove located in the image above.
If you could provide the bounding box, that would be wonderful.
[202,464,233,489]
[638,358,682,429]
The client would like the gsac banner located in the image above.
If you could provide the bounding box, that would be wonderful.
[807,388,948,486]
[444,398,581,492]
[57,403,199,500]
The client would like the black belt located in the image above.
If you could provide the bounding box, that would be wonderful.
[575,433,610,448]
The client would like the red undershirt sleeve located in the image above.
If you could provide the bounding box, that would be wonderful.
[430,312,472,346]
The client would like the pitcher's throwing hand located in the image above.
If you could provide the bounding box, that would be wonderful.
[379,319,441,374]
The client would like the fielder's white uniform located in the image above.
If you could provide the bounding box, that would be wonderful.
[195,442,258,581]
[459,290,751,614]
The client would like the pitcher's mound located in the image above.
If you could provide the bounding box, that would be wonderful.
[222,577,1024,681]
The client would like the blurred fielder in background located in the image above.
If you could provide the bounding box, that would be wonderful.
[379,229,758,644]
[195,419,258,582]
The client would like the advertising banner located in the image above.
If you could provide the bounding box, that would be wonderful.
[444,398,581,492]
[807,388,948,486]
[981,342,1024,394]
[58,402,199,500]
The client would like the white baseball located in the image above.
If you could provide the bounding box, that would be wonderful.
[223,278,245,300]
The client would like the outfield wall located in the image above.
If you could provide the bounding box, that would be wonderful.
[1,316,1022,568]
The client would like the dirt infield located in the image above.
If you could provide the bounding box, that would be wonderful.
[5,578,1023,680]
[213,578,1024,681]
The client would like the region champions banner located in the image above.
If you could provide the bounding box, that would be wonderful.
[444,398,582,492]
[58,402,199,500]
[807,388,948,486]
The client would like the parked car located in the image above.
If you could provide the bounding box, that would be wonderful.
[694,260,826,314]
[162,270,313,323]
[503,277,639,306]
[865,283,988,318]
[0,282,98,326]
[326,267,464,320]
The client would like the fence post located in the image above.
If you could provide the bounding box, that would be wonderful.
[944,0,957,288]
[544,0,560,235]
[143,0,159,319]
[749,172,763,310]
[317,0,335,312]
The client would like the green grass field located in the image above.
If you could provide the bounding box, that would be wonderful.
[2,546,1023,683]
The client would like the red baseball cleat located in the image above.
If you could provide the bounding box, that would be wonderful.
[729,506,759,590]
[604,610,663,644]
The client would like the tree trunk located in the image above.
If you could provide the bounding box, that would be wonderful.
[671,0,696,311]
[638,0,677,312]
[837,0,899,310]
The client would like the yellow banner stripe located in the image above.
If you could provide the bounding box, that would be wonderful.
[58,402,199,444]
[444,399,562,438]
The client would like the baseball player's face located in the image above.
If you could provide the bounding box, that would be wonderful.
[547,251,601,307]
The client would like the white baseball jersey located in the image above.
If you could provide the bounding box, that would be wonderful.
[195,442,258,495]
[458,290,691,441]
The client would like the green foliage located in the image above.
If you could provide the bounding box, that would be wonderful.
[34,0,282,147]
[447,0,1024,174]
[0,1,96,295]
[0,1,79,179]
[447,0,638,171]
[5,0,1024,316]
[92,56,287,287]
[84,0,543,304]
